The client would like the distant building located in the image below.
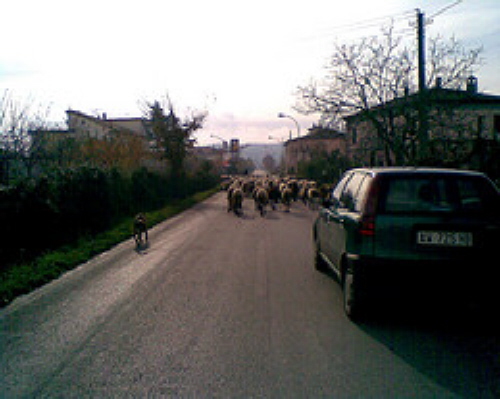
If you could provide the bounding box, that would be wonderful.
[28,110,230,175]
[66,110,152,141]
[30,110,154,155]
[284,126,346,174]
[24,110,158,173]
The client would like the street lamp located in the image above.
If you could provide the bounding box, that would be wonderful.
[210,133,225,142]
[277,112,301,138]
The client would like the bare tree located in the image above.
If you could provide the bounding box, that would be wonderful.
[426,35,483,90]
[295,24,483,165]
[0,91,53,182]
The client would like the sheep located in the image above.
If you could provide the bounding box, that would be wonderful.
[230,188,244,216]
[227,182,236,208]
[220,178,233,191]
[227,182,244,216]
[253,186,269,217]
[133,213,148,247]
[223,175,328,216]
[307,187,321,210]
[288,179,300,201]
[281,185,293,212]
[267,180,281,210]
[298,182,309,205]
[242,179,255,197]
[319,183,333,204]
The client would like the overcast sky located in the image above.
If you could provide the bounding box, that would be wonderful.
[1,0,499,145]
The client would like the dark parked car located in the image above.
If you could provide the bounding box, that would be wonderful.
[313,167,500,320]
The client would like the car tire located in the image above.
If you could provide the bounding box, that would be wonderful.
[313,238,328,272]
[342,268,363,321]
[314,249,328,273]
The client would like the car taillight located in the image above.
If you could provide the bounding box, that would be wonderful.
[360,215,376,236]
[359,177,380,237]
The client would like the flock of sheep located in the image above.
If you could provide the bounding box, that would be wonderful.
[221,176,332,217]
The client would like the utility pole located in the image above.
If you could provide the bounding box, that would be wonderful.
[417,9,426,93]
[416,9,429,164]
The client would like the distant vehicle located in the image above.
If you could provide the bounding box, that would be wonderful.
[313,167,500,320]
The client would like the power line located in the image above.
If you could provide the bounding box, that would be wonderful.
[329,13,414,33]
[296,3,466,46]
[299,10,415,42]
[429,0,463,19]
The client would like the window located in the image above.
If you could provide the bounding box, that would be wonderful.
[383,178,450,213]
[477,115,484,138]
[381,175,497,214]
[332,172,353,203]
[355,176,372,212]
[341,172,366,211]
[494,115,500,138]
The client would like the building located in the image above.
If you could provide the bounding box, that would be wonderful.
[30,110,155,158]
[344,76,500,173]
[284,126,346,174]
[28,109,230,176]
[24,110,158,173]
[66,110,152,141]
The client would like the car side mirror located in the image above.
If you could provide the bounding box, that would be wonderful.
[322,199,333,208]
[323,198,341,209]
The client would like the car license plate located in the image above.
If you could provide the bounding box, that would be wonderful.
[417,231,473,247]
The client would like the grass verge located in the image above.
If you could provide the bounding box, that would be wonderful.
[0,188,218,307]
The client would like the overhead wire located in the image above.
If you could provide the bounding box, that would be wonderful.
[429,0,463,19]
[298,9,416,42]
[299,2,465,44]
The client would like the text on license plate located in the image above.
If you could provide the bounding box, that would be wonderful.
[417,231,473,247]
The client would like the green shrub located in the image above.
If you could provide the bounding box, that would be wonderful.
[0,166,219,273]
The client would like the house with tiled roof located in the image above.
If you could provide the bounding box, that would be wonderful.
[66,110,152,140]
[284,125,346,174]
[344,76,500,175]
[24,110,159,173]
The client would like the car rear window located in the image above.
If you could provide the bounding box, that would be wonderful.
[380,175,498,215]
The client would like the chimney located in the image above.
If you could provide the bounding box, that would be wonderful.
[466,76,478,94]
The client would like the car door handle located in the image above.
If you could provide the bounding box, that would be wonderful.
[332,216,344,224]
[323,212,344,224]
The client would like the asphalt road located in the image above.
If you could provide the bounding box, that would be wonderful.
[1,192,499,398]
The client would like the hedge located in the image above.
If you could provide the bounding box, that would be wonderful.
[0,166,218,272]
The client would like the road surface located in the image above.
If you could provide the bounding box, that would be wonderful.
[1,192,499,397]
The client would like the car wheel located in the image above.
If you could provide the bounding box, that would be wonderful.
[314,245,327,272]
[342,269,363,321]
[313,232,327,272]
